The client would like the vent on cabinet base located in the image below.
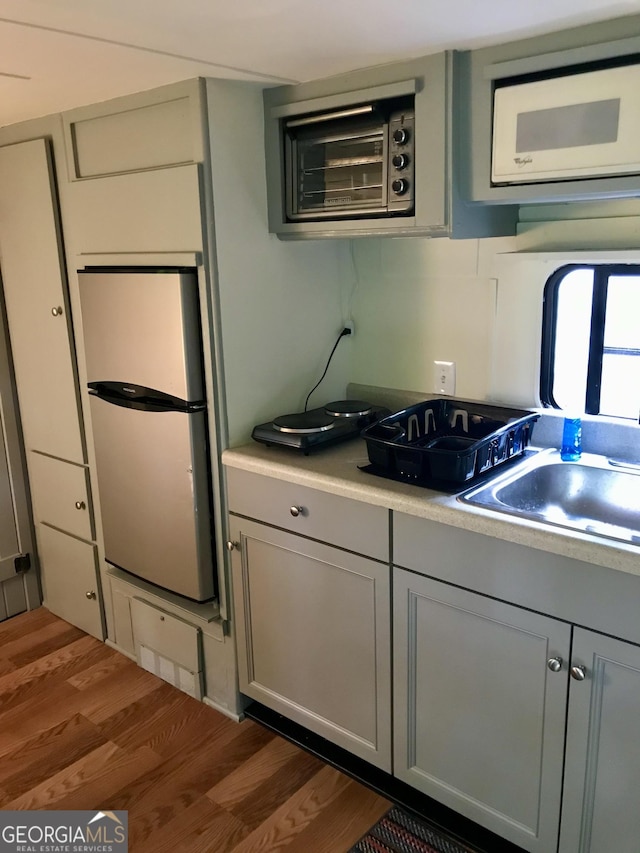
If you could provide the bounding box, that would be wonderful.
[137,643,203,700]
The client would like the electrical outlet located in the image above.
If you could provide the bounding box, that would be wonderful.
[433,360,456,395]
[344,320,355,336]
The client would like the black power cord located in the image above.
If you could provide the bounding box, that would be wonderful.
[304,327,352,412]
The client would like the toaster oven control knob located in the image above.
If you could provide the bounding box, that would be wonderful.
[392,127,409,145]
[392,153,409,170]
[391,178,409,195]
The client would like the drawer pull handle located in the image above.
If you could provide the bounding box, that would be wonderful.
[571,665,587,681]
[51,306,64,317]
[290,505,304,518]
[547,656,563,673]
[226,540,239,551]
[75,501,86,510]
[85,590,96,600]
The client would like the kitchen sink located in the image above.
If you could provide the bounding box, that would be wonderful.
[459,448,640,545]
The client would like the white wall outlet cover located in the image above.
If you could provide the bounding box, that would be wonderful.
[433,361,456,395]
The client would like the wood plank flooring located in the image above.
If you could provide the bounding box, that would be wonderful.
[0,607,391,852]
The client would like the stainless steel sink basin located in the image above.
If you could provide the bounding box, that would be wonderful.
[459,449,640,545]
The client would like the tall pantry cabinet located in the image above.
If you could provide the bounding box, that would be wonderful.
[0,137,103,638]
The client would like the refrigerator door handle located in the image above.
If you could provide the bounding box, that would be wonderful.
[88,381,205,413]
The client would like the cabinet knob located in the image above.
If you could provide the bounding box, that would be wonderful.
[51,306,64,317]
[75,500,86,510]
[226,540,239,551]
[547,656,563,673]
[290,505,304,517]
[85,590,97,600]
[570,665,587,681]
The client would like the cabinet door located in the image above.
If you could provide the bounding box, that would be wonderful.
[29,452,94,542]
[36,523,103,640]
[560,628,640,853]
[394,569,570,853]
[0,138,85,463]
[230,517,391,770]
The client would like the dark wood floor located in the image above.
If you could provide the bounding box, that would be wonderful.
[0,607,390,852]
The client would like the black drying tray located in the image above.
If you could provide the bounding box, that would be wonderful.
[360,399,539,486]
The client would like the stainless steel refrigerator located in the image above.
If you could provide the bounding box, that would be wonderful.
[78,267,216,601]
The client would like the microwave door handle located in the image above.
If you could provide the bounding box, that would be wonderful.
[286,105,375,129]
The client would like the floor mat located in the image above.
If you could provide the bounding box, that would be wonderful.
[350,805,479,853]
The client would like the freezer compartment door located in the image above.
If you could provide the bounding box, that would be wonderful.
[89,395,215,601]
[79,269,204,403]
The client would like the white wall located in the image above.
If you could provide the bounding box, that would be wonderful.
[348,235,515,402]
[205,79,352,447]
[348,206,640,411]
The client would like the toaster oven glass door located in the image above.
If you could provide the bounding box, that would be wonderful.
[289,123,388,218]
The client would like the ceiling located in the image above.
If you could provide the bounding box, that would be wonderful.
[1,0,640,128]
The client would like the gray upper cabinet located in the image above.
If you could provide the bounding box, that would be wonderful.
[467,16,640,205]
[264,51,517,239]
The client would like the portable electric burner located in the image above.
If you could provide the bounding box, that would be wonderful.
[252,399,386,453]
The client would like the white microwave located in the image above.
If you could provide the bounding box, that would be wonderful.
[491,63,640,185]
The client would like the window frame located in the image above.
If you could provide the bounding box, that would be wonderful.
[540,262,640,416]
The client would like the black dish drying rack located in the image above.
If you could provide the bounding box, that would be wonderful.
[361,399,539,486]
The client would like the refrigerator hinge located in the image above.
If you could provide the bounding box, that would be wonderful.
[14,553,31,574]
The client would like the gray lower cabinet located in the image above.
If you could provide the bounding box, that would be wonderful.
[225,466,640,851]
[393,561,640,853]
[559,628,640,853]
[35,524,101,638]
[393,568,570,852]
[229,516,392,770]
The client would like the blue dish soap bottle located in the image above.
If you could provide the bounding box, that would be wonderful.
[561,415,582,461]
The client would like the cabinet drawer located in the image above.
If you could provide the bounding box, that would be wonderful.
[29,452,94,541]
[227,467,388,561]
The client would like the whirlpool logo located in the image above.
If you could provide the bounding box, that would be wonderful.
[0,810,128,852]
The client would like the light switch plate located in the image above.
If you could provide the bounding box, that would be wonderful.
[433,361,456,395]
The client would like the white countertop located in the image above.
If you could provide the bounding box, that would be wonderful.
[222,438,640,578]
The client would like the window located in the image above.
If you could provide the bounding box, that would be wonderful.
[541,264,640,420]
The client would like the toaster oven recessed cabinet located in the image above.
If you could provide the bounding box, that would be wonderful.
[492,63,640,185]
[264,51,518,239]
[283,96,415,222]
